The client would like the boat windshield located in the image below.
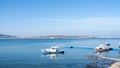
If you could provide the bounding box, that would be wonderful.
[51,48,56,49]
[50,46,58,49]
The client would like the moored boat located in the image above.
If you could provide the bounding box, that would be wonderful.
[41,45,64,54]
[94,43,112,52]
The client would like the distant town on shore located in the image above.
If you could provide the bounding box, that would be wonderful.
[0,34,120,39]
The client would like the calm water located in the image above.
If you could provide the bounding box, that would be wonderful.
[0,38,120,68]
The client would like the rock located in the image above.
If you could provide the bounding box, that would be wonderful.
[109,62,120,68]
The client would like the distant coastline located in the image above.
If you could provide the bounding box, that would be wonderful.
[1,34,120,39]
[0,34,18,39]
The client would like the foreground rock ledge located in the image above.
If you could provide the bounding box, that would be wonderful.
[109,62,120,68]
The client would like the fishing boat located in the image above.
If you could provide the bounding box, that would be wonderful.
[94,43,112,52]
[41,46,64,54]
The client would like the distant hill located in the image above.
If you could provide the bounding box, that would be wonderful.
[0,34,18,39]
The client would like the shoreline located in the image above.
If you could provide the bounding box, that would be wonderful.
[1,37,120,39]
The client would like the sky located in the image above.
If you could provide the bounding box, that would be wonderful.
[0,0,120,37]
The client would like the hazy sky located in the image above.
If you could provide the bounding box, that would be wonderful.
[0,0,120,37]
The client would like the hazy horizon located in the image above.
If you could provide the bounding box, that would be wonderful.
[1,0,120,37]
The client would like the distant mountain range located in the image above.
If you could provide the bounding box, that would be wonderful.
[0,34,18,39]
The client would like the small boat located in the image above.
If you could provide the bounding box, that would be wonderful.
[41,46,64,54]
[94,43,112,52]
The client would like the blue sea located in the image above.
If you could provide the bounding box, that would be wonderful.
[0,38,120,68]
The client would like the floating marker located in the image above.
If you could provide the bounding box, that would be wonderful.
[64,46,120,51]
[64,46,93,50]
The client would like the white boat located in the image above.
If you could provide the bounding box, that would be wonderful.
[41,46,64,54]
[94,43,112,52]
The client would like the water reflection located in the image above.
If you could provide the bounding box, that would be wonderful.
[118,50,120,58]
[41,53,64,59]
[86,51,112,68]
[94,51,109,57]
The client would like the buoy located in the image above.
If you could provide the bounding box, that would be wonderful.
[109,48,113,50]
[70,46,73,48]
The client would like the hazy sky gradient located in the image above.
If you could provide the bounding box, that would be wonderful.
[0,0,120,37]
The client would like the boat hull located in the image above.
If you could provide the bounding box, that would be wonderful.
[41,49,64,54]
[94,48,113,52]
